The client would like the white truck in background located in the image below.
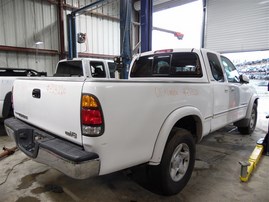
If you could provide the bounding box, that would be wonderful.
[0,68,47,119]
[0,58,116,120]
[54,58,116,78]
[5,48,258,195]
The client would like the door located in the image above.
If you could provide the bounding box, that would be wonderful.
[221,56,250,121]
[206,52,231,131]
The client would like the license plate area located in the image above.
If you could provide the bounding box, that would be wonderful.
[14,128,53,158]
[15,129,38,158]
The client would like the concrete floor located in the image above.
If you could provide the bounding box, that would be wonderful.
[1,89,269,202]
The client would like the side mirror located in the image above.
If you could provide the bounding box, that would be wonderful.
[239,74,249,83]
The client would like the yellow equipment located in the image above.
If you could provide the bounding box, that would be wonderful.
[239,144,264,182]
[240,115,269,182]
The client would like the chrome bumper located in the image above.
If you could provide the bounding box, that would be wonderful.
[4,117,100,179]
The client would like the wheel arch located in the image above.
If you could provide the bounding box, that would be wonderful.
[234,95,258,127]
[246,95,259,119]
[149,106,203,165]
[2,91,12,118]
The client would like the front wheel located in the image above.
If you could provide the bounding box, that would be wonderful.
[148,128,195,195]
[238,103,257,134]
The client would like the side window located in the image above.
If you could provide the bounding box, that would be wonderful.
[207,53,224,82]
[221,56,240,83]
[108,62,115,78]
[90,61,106,78]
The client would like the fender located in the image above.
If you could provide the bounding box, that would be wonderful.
[234,94,259,127]
[2,91,12,118]
[149,106,204,165]
[246,94,259,119]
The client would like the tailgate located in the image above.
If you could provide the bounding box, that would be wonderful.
[12,77,85,145]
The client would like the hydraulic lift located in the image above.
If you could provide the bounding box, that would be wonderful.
[240,115,269,182]
[153,27,184,40]
[66,0,182,79]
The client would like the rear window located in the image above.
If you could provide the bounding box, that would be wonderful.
[55,61,83,77]
[130,52,202,78]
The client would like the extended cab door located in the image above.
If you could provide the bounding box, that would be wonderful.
[220,56,251,121]
[205,51,231,131]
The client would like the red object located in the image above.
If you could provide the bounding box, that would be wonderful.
[174,32,184,40]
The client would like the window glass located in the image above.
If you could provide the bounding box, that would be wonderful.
[130,52,202,78]
[207,53,224,81]
[90,61,106,78]
[130,56,153,77]
[221,56,240,83]
[56,61,83,76]
[108,62,115,78]
[153,55,171,75]
[171,53,202,77]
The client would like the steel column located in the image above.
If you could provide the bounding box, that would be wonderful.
[67,0,105,60]
[201,0,207,48]
[58,0,65,59]
[140,0,152,52]
[120,0,132,79]
[67,14,74,59]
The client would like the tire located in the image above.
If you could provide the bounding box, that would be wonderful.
[2,92,13,118]
[148,128,195,195]
[238,103,257,134]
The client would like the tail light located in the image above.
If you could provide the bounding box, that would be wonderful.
[81,94,104,136]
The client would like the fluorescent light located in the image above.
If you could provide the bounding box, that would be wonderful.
[35,41,43,45]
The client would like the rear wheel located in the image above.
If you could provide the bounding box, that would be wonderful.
[148,128,195,195]
[238,103,257,134]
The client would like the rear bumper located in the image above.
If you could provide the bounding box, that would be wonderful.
[4,117,100,179]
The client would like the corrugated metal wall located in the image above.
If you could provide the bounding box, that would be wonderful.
[0,0,120,75]
[204,0,269,53]
[0,0,59,75]
[64,0,120,56]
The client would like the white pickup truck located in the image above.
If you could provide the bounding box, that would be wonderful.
[53,58,116,78]
[4,48,258,195]
[0,58,115,120]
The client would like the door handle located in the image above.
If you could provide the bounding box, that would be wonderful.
[224,89,229,93]
[32,89,41,98]
[230,87,235,92]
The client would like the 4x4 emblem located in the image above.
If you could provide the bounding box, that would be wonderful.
[65,131,77,139]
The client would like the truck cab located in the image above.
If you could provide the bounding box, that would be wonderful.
[54,58,116,78]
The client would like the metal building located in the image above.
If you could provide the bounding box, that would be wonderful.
[1,0,269,76]
[0,0,120,76]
